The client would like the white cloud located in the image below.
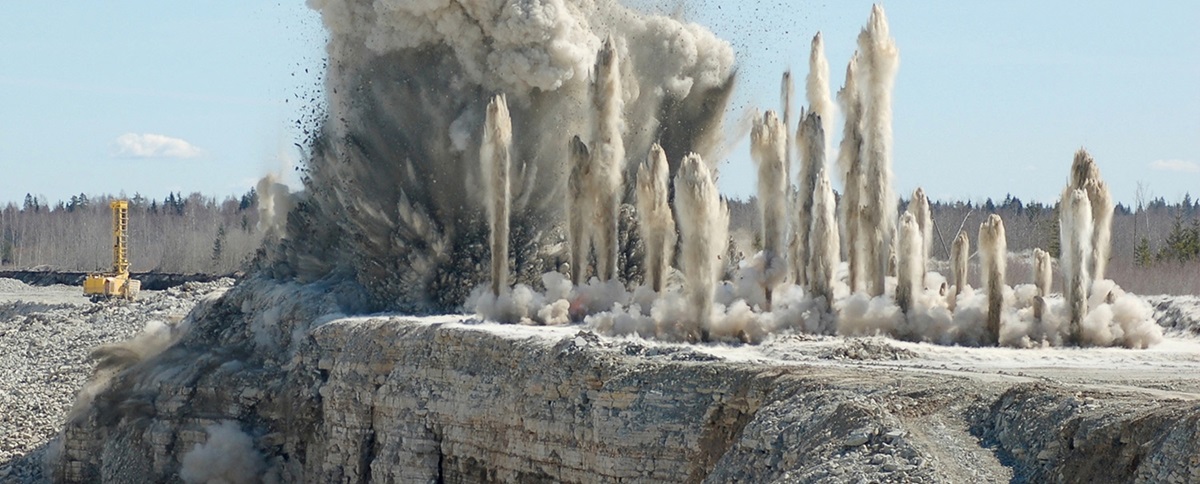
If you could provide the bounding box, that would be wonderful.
[1149,159,1199,174]
[113,133,202,159]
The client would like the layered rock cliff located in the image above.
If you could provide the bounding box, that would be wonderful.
[51,277,1200,483]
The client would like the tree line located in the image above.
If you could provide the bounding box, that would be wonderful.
[2,188,1196,292]
[1,190,264,274]
[727,191,1200,295]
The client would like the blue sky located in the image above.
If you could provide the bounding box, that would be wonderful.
[0,2,323,205]
[1,1,1197,207]
[697,0,1200,205]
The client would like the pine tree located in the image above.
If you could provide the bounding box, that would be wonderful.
[1044,204,1061,258]
[211,224,227,269]
[1157,216,1200,264]
[174,192,186,215]
[239,188,257,211]
[1134,237,1152,267]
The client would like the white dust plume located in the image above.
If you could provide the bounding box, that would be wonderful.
[781,70,795,130]
[907,188,933,274]
[589,36,626,282]
[949,230,969,310]
[855,4,899,296]
[794,110,824,286]
[1033,247,1052,320]
[674,153,729,341]
[895,212,922,314]
[568,136,592,285]
[836,52,866,292]
[751,110,789,304]
[978,214,1007,344]
[809,171,841,306]
[636,143,676,293]
[1070,149,1114,280]
[806,32,836,159]
[1061,187,1093,343]
[793,31,836,288]
[256,174,294,238]
[481,94,513,296]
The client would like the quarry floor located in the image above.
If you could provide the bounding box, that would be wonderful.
[0,279,228,483]
[1,278,1198,482]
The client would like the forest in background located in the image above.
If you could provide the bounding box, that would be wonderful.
[728,192,1200,296]
[2,189,1197,295]
[1,190,263,275]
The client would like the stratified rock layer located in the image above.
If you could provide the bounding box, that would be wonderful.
[50,278,1200,483]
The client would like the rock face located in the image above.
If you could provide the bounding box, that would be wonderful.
[974,386,1200,483]
[47,278,1200,483]
[312,321,757,482]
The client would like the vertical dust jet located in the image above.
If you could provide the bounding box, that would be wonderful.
[794,110,824,286]
[782,71,795,132]
[674,153,729,342]
[837,53,866,292]
[637,143,676,293]
[809,173,841,305]
[567,136,592,285]
[1033,248,1052,321]
[799,112,837,295]
[978,214,1007,344]
[856,4,900,297]
[895,212,922,314]
[1061,187,1093,344]
[794,31,836,287]
[780,71,796,286]
[949,230,969,311]
[481,94,513,297]
[802,37,840,302]
[751,110,789,303]
[781,71,794,272]
[1070,149,1114,280]
[255,173,293,238]
[590,36,626,282]
[907,188,933,275]
[807,32,836,158]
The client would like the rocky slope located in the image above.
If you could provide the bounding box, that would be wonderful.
[0,279,232,482]
[28,276,1200,483]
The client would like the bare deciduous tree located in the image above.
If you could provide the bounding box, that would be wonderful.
[0,190,263,274]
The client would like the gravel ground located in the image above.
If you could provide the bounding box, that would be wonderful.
[0,278,234,482]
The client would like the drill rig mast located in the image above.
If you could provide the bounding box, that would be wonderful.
[83,200,140,300]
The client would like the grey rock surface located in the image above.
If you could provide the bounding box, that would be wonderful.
[0,278,232,482]
[4,277,1200,482]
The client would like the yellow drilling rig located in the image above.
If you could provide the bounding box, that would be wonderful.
[83,200,140,300]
